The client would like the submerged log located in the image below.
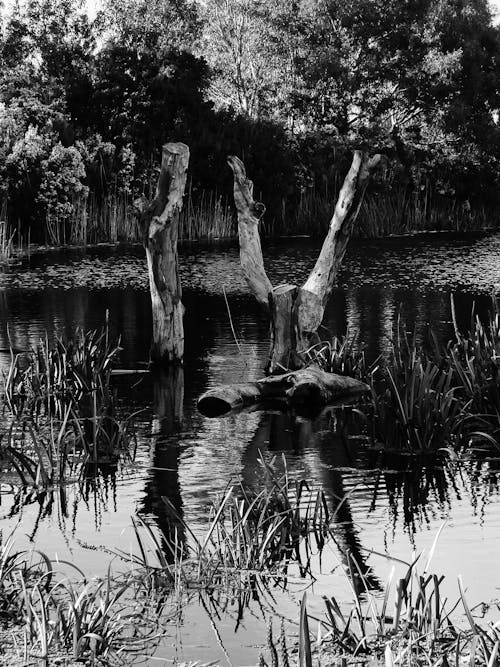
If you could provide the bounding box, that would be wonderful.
[139,143,190,365]
[197,366,370,417]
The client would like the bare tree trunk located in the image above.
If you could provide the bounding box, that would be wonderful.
[228,150,380,374]
[227,155,272,309]
[295,151,381,348]
[139,143,190,365]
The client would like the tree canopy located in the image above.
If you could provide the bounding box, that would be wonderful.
[0,0,499,241]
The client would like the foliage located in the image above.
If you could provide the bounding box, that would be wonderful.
[1,0,500,241]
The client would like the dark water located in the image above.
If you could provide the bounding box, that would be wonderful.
[1,233,500,664]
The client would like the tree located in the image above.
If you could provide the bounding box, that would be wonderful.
[198,0,297,122]
[228,151,380,373]
[136,143,190,365]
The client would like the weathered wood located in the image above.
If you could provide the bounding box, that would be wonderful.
[227,151,380,373]
[296,151,381,339]
[227,155,273,311]
[140,143,190,365]
[268,284,302,373]
[198,366,370,417]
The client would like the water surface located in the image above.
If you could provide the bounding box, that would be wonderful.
[0,233,499,664]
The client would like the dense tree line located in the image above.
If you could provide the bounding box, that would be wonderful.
[1,0,500,243]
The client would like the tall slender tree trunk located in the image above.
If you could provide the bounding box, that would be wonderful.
[139,143,190,365]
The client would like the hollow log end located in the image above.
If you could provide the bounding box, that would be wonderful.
[198,395,233,417]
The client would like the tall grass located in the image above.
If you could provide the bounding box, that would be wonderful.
[306,300,500,455]
[63,187,234,246]
[179,185,234,241]
[284,180,498,238]
[1,322,137,488]
[0,536,170,664]
[5,323,122,420]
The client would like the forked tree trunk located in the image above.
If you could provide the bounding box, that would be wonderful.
[228,150,380,374]
[139,143,190,365]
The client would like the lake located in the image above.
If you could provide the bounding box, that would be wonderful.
[1,232,500,664]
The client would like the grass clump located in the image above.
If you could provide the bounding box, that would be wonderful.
[1,322,137,491]
[283,547,500,667]
[0,535,172,665]
[129,454,331,600]
[308,299,500,456]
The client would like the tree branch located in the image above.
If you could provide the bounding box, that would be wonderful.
[140,142,190,241]
[227,155,273,310]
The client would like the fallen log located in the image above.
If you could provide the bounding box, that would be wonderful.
[197,366,370,417]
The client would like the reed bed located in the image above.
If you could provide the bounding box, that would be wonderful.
[1,322,137,492]
[284,182,498,238]
[306,299,500,455]
[1,461,500,665]
[129,453,331,594]
[0,536,173,665]
[271,545,500,667]
[179,185,234,241]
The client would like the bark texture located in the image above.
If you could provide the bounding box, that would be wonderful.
[198,365,370,417]
[140,143,190,365]
[227,149,380,373]
[227,155,272,310]
[296,151,381,340]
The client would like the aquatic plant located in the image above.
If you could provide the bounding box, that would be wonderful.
[1,322,137,490]
[370,352,463,452]
[304,334,369,381]
[5,322,122,420]
[0,535,172,665]
[311,547,500,666]
[448,303,500,425]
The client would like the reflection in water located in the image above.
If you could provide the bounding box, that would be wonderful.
[1,238,500,663]
[238,407,381,593]
[142,368,186,560]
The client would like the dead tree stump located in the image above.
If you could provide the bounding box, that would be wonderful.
[137,143,190,365]
[227,150,381,373]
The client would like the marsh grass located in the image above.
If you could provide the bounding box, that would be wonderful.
[311,550,500,666]
[1,322,138,491]
[0,536,172,665]
[128,453,331,601]
[307,300,500,455]
[179,186,234,241]
[287,182,497,238]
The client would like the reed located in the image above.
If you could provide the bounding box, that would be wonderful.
[369,345,464,453]
[307,300,500,454]
[0,537,169,664]
[125,453,332,599]
[286,180,498,239]
[0,218,15,262]
[308,545,500,666]
[5,322,122,420]
[448,302,500,425]
[1,322,136,489]
[179,185,234,241]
